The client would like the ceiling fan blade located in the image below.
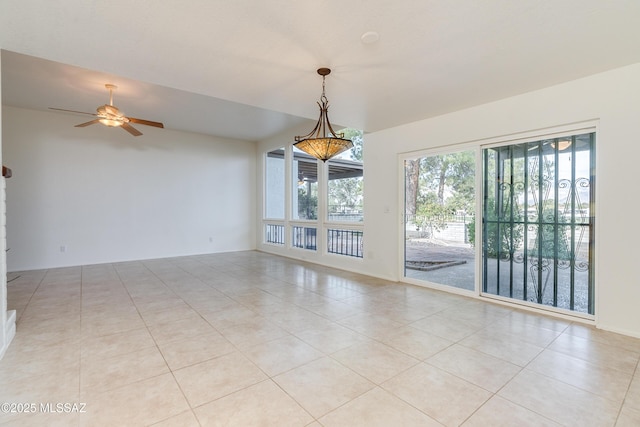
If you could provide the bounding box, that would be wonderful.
[128,117,164,128]
[75,119,101,127]
[49,107,97,116]
[121,122,143,136]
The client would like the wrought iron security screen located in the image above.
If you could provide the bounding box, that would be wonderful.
[482,133,595,315]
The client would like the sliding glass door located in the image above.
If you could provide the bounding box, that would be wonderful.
[482,133,595,315]
[404,150,476,291]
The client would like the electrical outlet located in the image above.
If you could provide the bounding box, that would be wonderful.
[60,245,67,253]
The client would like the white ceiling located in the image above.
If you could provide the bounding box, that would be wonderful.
[1,0,640,141]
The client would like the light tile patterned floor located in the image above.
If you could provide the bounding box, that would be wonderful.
[1,251,639,426]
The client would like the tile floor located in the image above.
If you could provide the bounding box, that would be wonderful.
[0,250,639,426]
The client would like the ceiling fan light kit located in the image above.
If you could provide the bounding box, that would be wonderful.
[294,68,353,162]
[50,84,164,137]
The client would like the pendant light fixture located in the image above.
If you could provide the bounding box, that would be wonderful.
[551,138,572,151]
[294,68,353,162]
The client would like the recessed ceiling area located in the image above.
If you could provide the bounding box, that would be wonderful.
[1,0,640,141]
[0,51,314,142]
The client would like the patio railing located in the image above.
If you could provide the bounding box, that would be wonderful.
[328,229,363,258]
[265,224,285,245]
[293,226,317,250]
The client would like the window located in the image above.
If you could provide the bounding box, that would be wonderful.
[292,226,317,250]
[265,224,284,245]
[264,148,286,246]
[326,129,364,258]
[327,130,364,222]
[262,130,364,258]
[292,146,318,221]
[265,148,285,219]
[327,228,363,257]
[482,132,595,315]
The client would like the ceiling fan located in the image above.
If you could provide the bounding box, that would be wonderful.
[50,84,164,136]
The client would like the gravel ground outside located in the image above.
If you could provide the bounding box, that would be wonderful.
[404,238,591,314]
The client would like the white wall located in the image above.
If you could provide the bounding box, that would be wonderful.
[364,63,640,337]
[0,55,16,361]
[2,106,256,271]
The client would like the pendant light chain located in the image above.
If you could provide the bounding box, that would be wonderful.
[321,74,327,103]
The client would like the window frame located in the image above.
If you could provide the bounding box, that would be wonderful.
[262,134,365,259]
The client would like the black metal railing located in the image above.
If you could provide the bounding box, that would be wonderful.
[265,224,285,245]
[327,229,363,258]
[292,226,317,250]
[328,205,363,222]
[328,213,364,222]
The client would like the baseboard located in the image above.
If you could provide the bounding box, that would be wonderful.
[595,322,640,340]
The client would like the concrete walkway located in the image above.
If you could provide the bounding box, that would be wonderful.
[404,239,475,291]
[403,238,590,314]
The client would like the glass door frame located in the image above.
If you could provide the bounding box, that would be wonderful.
[398,121,598,321]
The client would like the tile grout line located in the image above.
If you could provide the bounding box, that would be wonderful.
[613,356,639,426]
